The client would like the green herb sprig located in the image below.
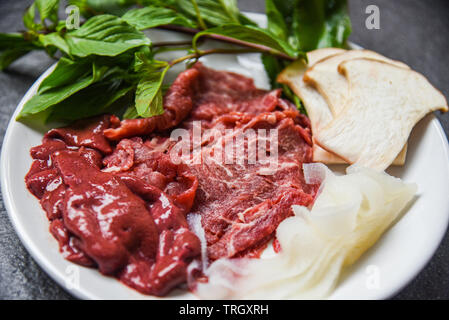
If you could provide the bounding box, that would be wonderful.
[0,0,351,126]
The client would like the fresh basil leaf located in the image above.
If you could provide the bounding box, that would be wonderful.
[138,0,176,5]
[177,0,240,27]
[143,0,254,27]
[0,48,33,70]
[135,65,169,117]
[123,105,139,119]
[0,33,33,48]
[39,33,70,55]
[264,0,299,50]
[65,14,151,57]
[318,0,352,48]
[48,79,134,121]
[0,33,39,70]
[271,0,351,52]
[262,0,350,116]
[93,50,138,71]
[261,53,284,89]
[76,0,255,27]
[292,0,326,51]
[69,0,135,18]
[161,83,171,95]
[218,0,240,23]
[122,7,195,30]
[134,51,168,73]
[284,85,306,114]
[36,0,60,24]
[193,24,297,58]
[17,62,106,122]
[23,3,42,31]
[237,13,257,27]
[38,57,91,93]
[265,0,288,42]
[140,86,163,118]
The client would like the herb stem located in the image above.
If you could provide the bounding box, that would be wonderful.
[153,45,193,55]
[152,40,194,48]
[190,0,207,30]
[168,48,259,67]
[157,24,295,61]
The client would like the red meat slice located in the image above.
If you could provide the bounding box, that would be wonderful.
[53,150,160,275]
[45,115,112,154]
[186,110,318,260]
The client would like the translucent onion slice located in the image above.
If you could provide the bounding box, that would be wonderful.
[194,164,417,299]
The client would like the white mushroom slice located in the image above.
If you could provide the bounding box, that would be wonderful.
[303,49,410,115]
[313,142,407,164]
[306,48,347,66]
[315,58,448,171]
[278,49,407,165]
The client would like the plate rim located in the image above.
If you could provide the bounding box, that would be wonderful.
[2,12,449,300]
[384,116,449,299]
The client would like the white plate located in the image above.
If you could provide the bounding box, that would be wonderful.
[1,13,449,300]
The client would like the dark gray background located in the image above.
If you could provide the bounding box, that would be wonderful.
[0,0,448,299]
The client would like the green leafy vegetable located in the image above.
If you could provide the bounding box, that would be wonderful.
[64,14,151,57]
[123,105,139,119]
[219,0,240,23]
[262,0,351,113]
[23,3,41,31]
[319,0,352,48]
[68,0,136,18]
[266,0,351,52]
[141,0,255,27]
[39,33,70,55]
[133,51,167,73]
[0,0,351,125]
[17,62,106,122]
[135,65,169,117]
[122,7,195,30]
[48,80,134,121]
[0,48,33,71]
[261,53,285,89]
[0,33,40,70]
[36,0,60,24]
[37,57,91,93]
[193,24,298,58]
[265,0,288,42]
